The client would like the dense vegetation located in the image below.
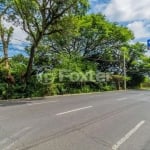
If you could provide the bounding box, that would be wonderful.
[0,0,150,99]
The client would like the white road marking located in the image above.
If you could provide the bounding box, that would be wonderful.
[27,101,57,106]
[0,127,31,147]
[112,120,145,150]
[56,106,93,116]
[117,97,127,101]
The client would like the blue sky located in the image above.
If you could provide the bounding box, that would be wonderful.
[0,43,28,57]
[90,0,150,43]
[1,0,150,56]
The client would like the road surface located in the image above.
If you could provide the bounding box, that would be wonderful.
[0,90,150,150]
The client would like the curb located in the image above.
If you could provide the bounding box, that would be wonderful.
[0,90,127,102]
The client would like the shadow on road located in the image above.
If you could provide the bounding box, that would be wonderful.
[0,100,31,107]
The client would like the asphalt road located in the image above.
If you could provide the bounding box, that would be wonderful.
[0,90,150,150]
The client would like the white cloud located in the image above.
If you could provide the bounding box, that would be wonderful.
[127,21,150,39]
[103,0,150,22]
[12,27,27,44]
[90,0,150,41]
[3,20,27,45]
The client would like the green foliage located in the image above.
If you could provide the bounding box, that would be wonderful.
[101,85,114,91]
[0,1,150,99]
[127,73,145,88]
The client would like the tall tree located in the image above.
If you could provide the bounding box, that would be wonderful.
[10,0,89,82]
[0,3,14,71]
[46,14,134,73]
[125,42,148,87]
[48,14,112,56]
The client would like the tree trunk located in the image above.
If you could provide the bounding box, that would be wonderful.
[3,42,9,70]
[25,43,36,83]
[25,33,42,83]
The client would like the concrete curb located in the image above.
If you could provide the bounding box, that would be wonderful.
[0,90,127,102]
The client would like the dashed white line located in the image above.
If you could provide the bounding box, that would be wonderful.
[112,120,145,150]
[27,101,57,106]
[56,106,93,116]
[117,97,127,101]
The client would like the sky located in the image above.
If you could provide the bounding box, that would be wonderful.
[0,20,28,57]
[1,0,150,56]
[90,0,150,43]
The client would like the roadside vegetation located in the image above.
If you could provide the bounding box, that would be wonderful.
[0,0,150,99]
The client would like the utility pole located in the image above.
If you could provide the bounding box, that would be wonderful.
[123,50,126,91]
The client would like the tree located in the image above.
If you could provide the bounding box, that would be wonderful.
[0,3,14,71]
[73,15,133,89]
[48,14,112,56]
[9,0,89,82]
[125,42,148,87]
[0,2,15,87]
[0,20,14,70]
[36,13,134,82]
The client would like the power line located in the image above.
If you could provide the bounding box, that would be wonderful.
[12,38,29,44]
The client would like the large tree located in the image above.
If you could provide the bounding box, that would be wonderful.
[46,14,134,73]
[0,2,14,72]
[125,42,148,87]
[47,14,112,55]
[8,0,89,82]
